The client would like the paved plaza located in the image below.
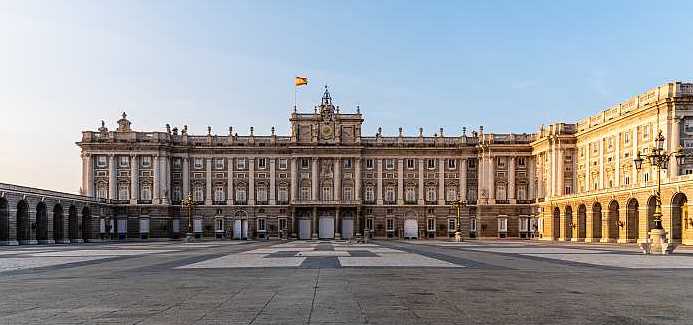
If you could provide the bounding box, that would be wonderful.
[1,240,693,324]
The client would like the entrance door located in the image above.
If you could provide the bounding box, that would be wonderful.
[233,220,242,239]
[404,219,418,239]
[342,219,354,239]
[241,220,248,239]
[319,217,335,239]
[299,219,311,240]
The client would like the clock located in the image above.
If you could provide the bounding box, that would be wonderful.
[321,125,333,140]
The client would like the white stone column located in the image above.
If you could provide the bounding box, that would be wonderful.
[488,155,495,203]
[632,127,638,186]
[615,133,621,188]
[160,155,170,205]
[509,156,516,203]
[527,157,535,200]
[549,142,556,197]
[312,157,319,201]
[477,155,485,204]
[537,155,545,200]
[418,159,425,205]
[397,159,404,205]
[248,158,255,205]
[153,155,161,203]
[130,154,138,204]
[459,158,467,202]
[333,159,341,202]
[355,158,362,201]
[82,153,94,197]
[269,158,276,205]
[291,158,298,203]
[204,158,212,205]
[599,138,605,189]
[557,145,564,195]
[108,154,116,200]
[670,117,681,176]
[227,157,234,205]
[585,142,591,192]
[438,158,445,205]
[182,157,190,196]
[376,159,383,205]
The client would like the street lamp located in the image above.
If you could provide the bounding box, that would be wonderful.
[182,193,195,242]
[452,197,466,242]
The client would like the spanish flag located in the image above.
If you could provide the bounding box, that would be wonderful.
[295,76,308,87]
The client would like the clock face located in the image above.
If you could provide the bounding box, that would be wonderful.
[321,125,333,140]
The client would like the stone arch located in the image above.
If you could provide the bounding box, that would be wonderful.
[552,207,560,240]
[81,206,92,242]
[607,200,620,241]
[68,205,79,242]
[626,198,639,242]
[577,204,587,240]
[16,200,30,244]
[53,204,64,242]
[670,192,687,242]
[564,205,573,241]
[36,201,48,242]
[0,197,8,243]
[592,202,602,240]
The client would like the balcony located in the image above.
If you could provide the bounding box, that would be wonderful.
[138,200,152,204]
[110,199,129,205]
[495,200,510,204]
[213,201,227,205]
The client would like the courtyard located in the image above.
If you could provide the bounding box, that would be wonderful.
[1,240,692,324]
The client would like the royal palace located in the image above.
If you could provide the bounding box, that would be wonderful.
[2,82,693,246]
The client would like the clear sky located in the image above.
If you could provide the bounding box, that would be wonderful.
[2,1,693,194]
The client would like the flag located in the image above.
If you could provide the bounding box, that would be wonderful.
[295,76,308,87]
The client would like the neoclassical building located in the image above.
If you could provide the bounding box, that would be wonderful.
[75,87,536,241]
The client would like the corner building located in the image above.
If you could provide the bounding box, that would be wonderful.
[78,88,537,241]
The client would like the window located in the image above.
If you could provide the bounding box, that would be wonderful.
[301,159,309,169]
[215,158,224,170]
[519,217,529,232]
[214,186,225,202]
[278,159,288,170]
[427,218,435,232]
[141,184,152,201]
[257,218,266,232]
[497,157,506,169]
[644,173,650,183]
[427,159,435,169]
[192,185,204,202]
[257,187,268,202]
[448,218,456,232]
[498,218,508,232]
[365,186,375,202]
[215,218,223,231]
[194,158,203,169]
[96,156,108,168]
[517,184,527,200]
[278,187,289,202]
[237,158,247,170]
[518,157,526,167]
[425,187,436,202]
[235,188,247,203]
[366,159,374,169]
[624,176,630,185]
[446,188,457,202]
[118,184,129,201]
[173,186,182,202]
[96,183,108,199]
[299,187,310,201]
[343,187,353,201]
[119,156,129,168]
[496,184,507,201]
[279,218,287,230]
[386,218,394,231]
[366,217,374,230]
[624,131,631,144]
[385,187,395,202]
[385,159,394,170]
[173,158,182,169]
[405,187,416,202]
[470,218,477,232]
[321,187,333,201]
[258,158,266,169]
[407,159,415,169]
[643,125,650,139]
[448,159,456,169]
[565,185,572,195]
[344,159,353,169]
[467,159,476,169]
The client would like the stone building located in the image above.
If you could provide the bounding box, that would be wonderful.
[75,87,537,241]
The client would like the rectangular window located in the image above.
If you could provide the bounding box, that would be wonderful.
[258,158,266,169]
[237,159,247,170]
[215,158,224,170]
[141,185,152,201]
[118,184,129,201]
[426,187,436,202]
[173,158,182,169]
[343,159,353,169]
[366,159,374,169]
[470,218,477,232]
[214,186,225,202]
[407,159,415,169]
[448,159,456,169]
[301,159,309,169]
[385,187,395,202]
[321,187,332,201]
[194,158,203,169]
[517,157,526,167]
[519,217,529,232]
[279,218,287,230]
[405,187,416,202]
[497,158,506,169]
[193,186,204,202]
[365,187,375,202]
[278,188,289,202]
[386,218,394,231]
[119,156,129,168]
[448,218,456,232]
[235,188,247,203]
[498,218,508,232]
[215,218,224,231]
[257,218,266,232]
[446,188,457,202]
[97,156,108,168]
[257,188,268,202]
[467,159,476,169]
[427,159,435,169]
[343,187,353,201]
[427,218,435,232]
[385,159,394,170]
[278,159,288,170]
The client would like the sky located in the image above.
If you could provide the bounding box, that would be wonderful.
[1,0,693,194]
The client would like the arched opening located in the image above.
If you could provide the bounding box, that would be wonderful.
[0,198,8,242]
[564,206,573,240]
[552,207,560,239]
[53,204,64,242]
[577,204,587,240]
[646,196,657,234]
[81,207,91,242]
[68,205,79,242]
[36,202,48,242]
[626,198,639,241]
[16,200,30,244]
[592,202,602,240]
[608,200,620,241]
[671,193,687,243]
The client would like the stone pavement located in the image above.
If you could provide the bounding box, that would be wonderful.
[1,239,692,324]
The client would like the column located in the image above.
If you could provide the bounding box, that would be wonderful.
[248,158,255,205]
[355,158,362,201]
[333,158,341,202]
[376,159,383,205]
[160,155,170,205]
[508,157,516,203]
[438,158,445,205]
[527,157,535,201]
[335,207,341,239]
[477,155,485,204]
[599,139,605,189]
[227,157,234,205]
[311,158,319,201]
[418,159,425,205]
[153,155,161,204]
[585,142,591,192]
[670,117,681,176]
[83,153,94,197]
[488,155,495,203]
[108,154,116,200]
[312,207,318,239]
[557,146,564,195]
[204,158,212,205]
[269,158,276,205]
[459,158,467,202]
[397,159,404,205]
[291,158,298,202]
[537,154,545,200]
[130,154,139,204]
[182,157,190,196]
[615,133,621,187]
[632,127,638,186]
[550,142,556,197]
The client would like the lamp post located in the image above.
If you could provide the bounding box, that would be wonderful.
[182,193,195,242]
[633,128,688,254]
[452,198,466,242]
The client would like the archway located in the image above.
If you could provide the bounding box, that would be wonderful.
[671,193,687,242]
[0,198,8,242]
[607,200,619,241]
[53,204,64,242]
[592,202,602,240]
[577,204,587,240]
[552,207,560,240]
[626,198,639,242]
[36,202,48,242]
[16,200,30,244]
[81,207,92,242]
[564,206,573,241]
[68,205,78,242]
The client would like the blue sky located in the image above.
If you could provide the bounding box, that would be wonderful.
[1,1,692,193]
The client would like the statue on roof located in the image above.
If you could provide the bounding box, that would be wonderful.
[116,112,132,132]
[319,85,336,121]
